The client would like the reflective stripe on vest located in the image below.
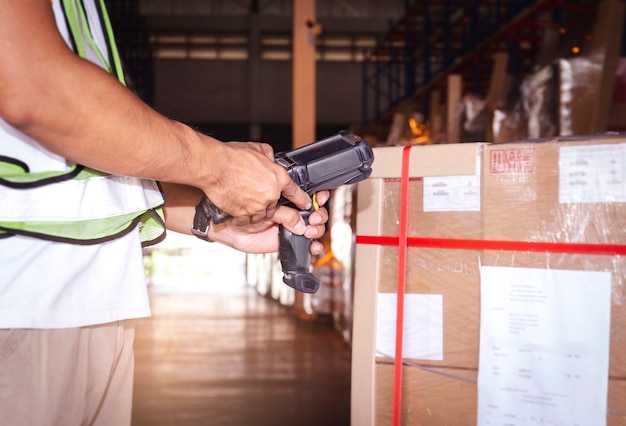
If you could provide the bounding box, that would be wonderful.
[0,160,165,244]
[0,0,166,246]
[61,0,125,84]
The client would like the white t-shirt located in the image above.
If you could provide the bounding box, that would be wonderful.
[0,0,151,328]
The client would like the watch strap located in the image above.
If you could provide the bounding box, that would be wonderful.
[191,196,215,242]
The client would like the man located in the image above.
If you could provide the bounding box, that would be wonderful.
[0,1,329,425]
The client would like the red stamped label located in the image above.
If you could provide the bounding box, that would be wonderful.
[489,146,536,173]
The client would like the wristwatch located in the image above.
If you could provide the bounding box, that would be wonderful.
[191,196,215,242]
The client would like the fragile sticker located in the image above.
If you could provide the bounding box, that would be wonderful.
[489,146,536,174]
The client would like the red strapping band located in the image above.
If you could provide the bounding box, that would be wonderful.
[392,146,412,426]
[355,235,626,256]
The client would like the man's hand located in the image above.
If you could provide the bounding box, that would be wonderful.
[209,190,330,254]
[161,183,329,255]
[198,141,312,228]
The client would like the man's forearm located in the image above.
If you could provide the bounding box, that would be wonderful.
[160,182,203,236]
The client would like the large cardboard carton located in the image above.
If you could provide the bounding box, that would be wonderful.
[482,135,626,377]
[352,143,484,425]
[352,137,626,425]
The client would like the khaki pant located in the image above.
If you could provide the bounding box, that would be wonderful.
[0,320,135,426]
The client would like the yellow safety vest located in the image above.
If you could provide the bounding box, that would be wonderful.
[0,0,166,246]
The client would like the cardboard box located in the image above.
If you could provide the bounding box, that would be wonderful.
[352,137,626,425]
[482,135,626,377]
[352,143,484,425]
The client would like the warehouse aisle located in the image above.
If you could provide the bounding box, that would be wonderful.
[131,279,352,426]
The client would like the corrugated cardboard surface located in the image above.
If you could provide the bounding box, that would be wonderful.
[352,137,626,425]
[375,364,477,426]
[482,136,626,377]
[608,378,626,424]
[352,143,484,425]
[374,366,625,426]
[377,179,482,369]
[368,143,483,180]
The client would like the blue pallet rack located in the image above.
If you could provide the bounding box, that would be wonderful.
[361,0,599,125]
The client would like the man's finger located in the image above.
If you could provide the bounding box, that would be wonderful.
[313,190,331,207]
[256,142,275,161]
[279,177,312,211]
[310,240,324,256]
[271,205,306,235]
[307,207,328,227]
[265,202,278,219]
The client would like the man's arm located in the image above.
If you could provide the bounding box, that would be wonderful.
[0,0,311,232]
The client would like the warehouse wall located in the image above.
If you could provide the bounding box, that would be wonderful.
[152,59,364,151]
[142,10,391,148]
[153,59,362,124]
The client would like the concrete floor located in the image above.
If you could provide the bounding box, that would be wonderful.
[131,282,352,426]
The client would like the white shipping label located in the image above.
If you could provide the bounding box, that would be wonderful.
[478,266,611,426]
[423,175,481,212]
[559,144,626,203]
[376,293,443,360]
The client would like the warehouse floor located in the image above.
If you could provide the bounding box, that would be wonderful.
[131,279,352,426]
